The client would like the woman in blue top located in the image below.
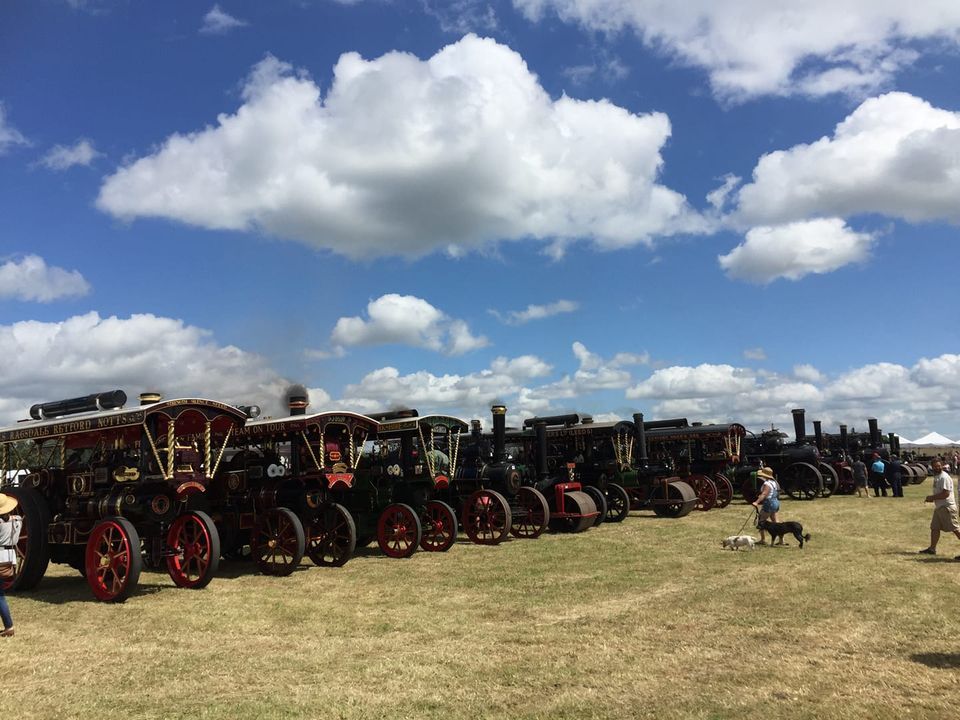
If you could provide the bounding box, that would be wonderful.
[752,466,780,545]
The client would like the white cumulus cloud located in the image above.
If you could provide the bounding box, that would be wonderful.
[330,294,488,355]
[96,36,705,258]
[627,363,756,399]
[0,312,305,424]
[0,255,91,302]
[735,92,960,226]
[719,219,875,283]
[39,139,100,170]
[512,1,960,100]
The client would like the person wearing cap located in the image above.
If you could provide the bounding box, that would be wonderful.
[751,466,780,545]
[0,492,21,637]
[919,459,960,557]
[870,453,888,497]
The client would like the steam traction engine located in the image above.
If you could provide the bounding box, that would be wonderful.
[451,405,551,544]
[519,415,632,524]
[500,412,601,533]
[365,411,463,554]
[219,394,378,567]
[0,390,249,602]
[641,419,744,510]
[612,414,697,518]
[735,409,824,502]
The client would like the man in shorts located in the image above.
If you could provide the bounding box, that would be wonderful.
[851,456,869,498]
[919,459,960,556]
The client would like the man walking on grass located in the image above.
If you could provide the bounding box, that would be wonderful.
[919,460,960,557]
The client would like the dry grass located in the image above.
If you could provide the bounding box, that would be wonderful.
[4,481,959,719]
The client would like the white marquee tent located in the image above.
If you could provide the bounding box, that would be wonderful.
[901,432,959,447]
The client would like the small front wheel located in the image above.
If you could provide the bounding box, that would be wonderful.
[604,483,631,523]
[377,504,422,558]
[307,503,356,567]
[420,501,458,552]
[166,510,220,589]
[252,507,305,576]
[85,517,142,603]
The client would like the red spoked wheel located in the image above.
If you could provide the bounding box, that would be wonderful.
[307,503,356,567]
[420,501,458,552]
[712,474,734,509]
[2,486,50,592]
[85,517,143,603]
[252,507,305,576]
[462,490,512,545]
[510,487,549,539]
[377,503,422,558]
[166,510,220,589]
[687,474,718,511]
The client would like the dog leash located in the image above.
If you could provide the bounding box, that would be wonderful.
[734,506,758,537]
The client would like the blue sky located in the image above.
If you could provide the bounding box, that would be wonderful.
[1,0,960,439]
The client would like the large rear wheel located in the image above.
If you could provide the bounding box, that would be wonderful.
[818,463,839,498]
[686,474,718,511]
[462,490,512,545]
[2,486,50,591]
[712,474,734,509]
[782,462,823,501]
[510,487,549,538]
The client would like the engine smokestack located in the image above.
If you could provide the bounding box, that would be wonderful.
[839,424,848,451]
[633,412,648,464]
[285,384,309,416]
[535,421,548,480]
[868,418,880,448]
[813,420,823,451]
[792,409,806,444]
[491,405,506,463]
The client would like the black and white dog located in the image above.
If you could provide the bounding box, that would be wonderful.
[757,520,812,548]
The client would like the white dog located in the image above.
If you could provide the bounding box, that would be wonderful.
[721,535,758,551]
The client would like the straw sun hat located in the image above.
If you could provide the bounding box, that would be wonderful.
[0,493,18,515]
[756,467,775,481]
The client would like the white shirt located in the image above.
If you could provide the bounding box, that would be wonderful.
[0,516,22,565]
[933,471,956,510]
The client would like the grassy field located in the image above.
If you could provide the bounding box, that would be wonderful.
[4,480,959,720]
